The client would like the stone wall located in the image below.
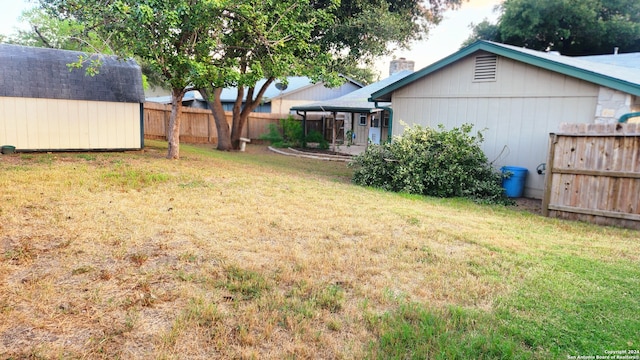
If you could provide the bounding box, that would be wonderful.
[594,87,639,124]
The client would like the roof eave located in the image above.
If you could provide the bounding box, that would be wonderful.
[290,106,382,113]
[369,40,640,101]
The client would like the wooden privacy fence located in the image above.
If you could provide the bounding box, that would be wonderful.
[143,102,288,143]
[542,123,640,229]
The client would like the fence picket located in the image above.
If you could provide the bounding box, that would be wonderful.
[544,122,640,229]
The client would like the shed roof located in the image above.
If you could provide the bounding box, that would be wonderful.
[0,44,145,103]
[370,41,640,102]
[290,70,413,113]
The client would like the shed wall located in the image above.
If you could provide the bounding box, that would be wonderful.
[391,53,600,199]
[0,97,142,150]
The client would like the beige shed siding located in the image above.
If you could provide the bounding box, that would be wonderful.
[0,97,141,150]
[391,54,600,199]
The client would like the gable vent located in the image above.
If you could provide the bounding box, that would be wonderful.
[473,54,497,82]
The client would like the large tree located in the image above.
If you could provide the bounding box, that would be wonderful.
[195,0,341,150]
[200,0,464,151]
[6,8,100,51]
[464,0,640,55]
[39,0,464,154]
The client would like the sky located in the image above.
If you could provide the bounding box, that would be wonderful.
[0,0,501,77]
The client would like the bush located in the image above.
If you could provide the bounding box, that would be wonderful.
[304,129,329,150]
[350,124,512,205]
[260,116,329,149]
[259,116,303,148]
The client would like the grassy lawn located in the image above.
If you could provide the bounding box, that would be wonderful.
[0,140,638,359]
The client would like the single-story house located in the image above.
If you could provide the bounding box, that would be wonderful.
[0,44,145,152]
[291,70,413,145]
[146,76,363,114]
[369,40,640,199]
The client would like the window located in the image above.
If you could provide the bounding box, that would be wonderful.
[359,114,367,126]
[371,116,380,128]
[473,54,497,82]
[382,112,389,128]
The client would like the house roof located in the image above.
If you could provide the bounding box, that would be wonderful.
[147,75,363,104]
[0,44,145,103]
[577,52,640,69]
[290,70,414,113]
[369,40,640,102]
[220,76,363,102]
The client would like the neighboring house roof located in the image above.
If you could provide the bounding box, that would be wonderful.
[0,43,145,103]
[578,53,640,69]
[220,76,363,102]
[146,76,363,104]
[146,90,205,105]
[369,40,640,102]
[291,70,414,113]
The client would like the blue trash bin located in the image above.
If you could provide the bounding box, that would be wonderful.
[501,166,528,198]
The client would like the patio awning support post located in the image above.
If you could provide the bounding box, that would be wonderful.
[297,110,307,147]
[332,111,337,152]
[374,102,393,143]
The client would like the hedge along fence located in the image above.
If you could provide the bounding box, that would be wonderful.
[144,102,292,143]
[542,123,640,229]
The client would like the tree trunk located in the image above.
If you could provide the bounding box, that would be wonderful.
[167,88,186,159]
[229,78,275,150]
[229,85,245,150]
[230,104,250,150]
[201,88,233,151]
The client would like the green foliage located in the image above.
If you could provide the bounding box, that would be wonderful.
[259,116,302,148]
[304,130,329,150]
[260,116,329,149]
[36,0,463,152]
[7,7,103,51]
[464,0,640,55]
[350,124,511,204]
[461,19,500,48]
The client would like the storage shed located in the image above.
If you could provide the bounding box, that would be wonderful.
[370,41,640,199]
[0,44,145,151]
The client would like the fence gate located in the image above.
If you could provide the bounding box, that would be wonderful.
[542,123,640,229]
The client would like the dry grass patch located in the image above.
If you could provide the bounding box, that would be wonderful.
[0,141,638,359]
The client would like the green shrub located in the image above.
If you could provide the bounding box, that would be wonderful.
[259,116,303,148]
[260,116,329,149]
[350,124,511,205]
[304,129,329,150]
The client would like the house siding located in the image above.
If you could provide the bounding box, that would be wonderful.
[282,82,360,102]
[391,53,600,199]
[0,97,141,150]
[274,82,362,114]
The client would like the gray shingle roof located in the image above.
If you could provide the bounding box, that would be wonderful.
[291,70,413,113]
[0,44,145,103]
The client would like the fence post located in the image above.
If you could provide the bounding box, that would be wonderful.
[163,104,170,140]
[542,133,558,217]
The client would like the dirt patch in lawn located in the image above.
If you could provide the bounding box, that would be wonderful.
[512,197,542,214]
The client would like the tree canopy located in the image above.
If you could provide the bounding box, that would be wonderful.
[35,0,463,155]
[463,0,640,55]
